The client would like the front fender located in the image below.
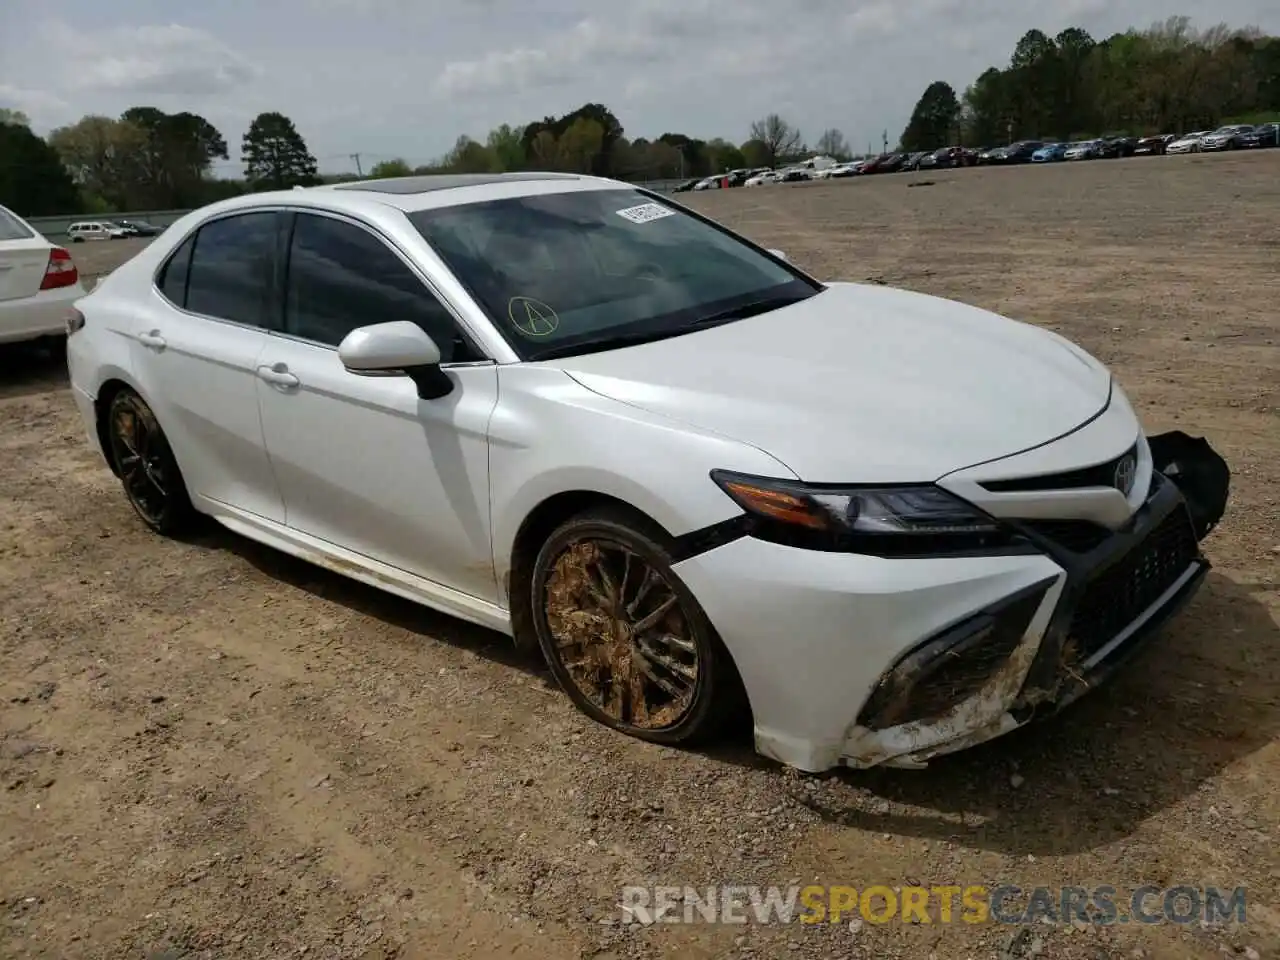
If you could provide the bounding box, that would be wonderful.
[488,366,793,585]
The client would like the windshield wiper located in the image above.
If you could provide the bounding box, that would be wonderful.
[689,293,812,328]
[525,292,814,362]
[526,329,685,362]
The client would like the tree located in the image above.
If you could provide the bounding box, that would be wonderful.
[738,138,771,167]
[528,129,560,169]
[242,112,319,190]
[748,114,802,167]
[444,135,496,173]
[814,128,849,158]
[557,118,604,173]
[368,158,413,178]
[899,81,961,151]
[705,138,746,172]
[0,107,30,127]
[657,133,707,175]
[485,123,525,171]
[48,115,148,209]
[0,121,82,215]
[121,106,228,207]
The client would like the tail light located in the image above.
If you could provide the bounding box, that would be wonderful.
[40,247,79,291]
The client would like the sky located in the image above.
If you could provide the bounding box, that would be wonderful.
[3,0,1279,175]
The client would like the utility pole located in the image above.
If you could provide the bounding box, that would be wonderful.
[349,153,363,177]
[882,129,888,152]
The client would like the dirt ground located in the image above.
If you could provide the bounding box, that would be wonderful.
[2,153,1278,960]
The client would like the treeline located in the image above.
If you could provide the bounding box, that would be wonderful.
[346,107,844,185]
[1,99,841,217]
[0,107,320,216]
[4,15,1275,218]
[900,16,1280,150]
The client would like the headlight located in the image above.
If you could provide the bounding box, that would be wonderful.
[710,470,1016,556]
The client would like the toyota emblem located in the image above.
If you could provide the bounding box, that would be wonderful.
[1113,453,1137,496]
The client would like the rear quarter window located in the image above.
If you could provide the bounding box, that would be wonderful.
[0,207,34,241]
[156,234,196,307]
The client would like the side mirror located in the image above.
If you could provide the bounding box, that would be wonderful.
[767,248,788,262]
[338,321,452,399]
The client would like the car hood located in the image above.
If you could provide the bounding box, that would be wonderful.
[550,282,1112,483]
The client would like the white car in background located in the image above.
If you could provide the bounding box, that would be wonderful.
[744,171,776,186]
[0,203,87,347]
[1064,140,1102,161]
[1165,132,1207,155]
[65,172,1229,772]
[68,221,130,242]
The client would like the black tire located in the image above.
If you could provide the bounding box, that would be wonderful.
[105,390,196,536]
[529,507,745,746]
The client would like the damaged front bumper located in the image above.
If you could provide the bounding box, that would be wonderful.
[842,431,1229,769]
[675,431,1230,773]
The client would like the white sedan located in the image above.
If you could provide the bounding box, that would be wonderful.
[66,173,1229,772]
[0,203,87,346]
[1166,132,1207,155]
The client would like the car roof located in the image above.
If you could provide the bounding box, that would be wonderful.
[332,171,581,195]
[260,171,627,214]
[174,172,638,230]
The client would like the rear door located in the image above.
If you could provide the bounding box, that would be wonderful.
[133,211,285,522]
[0,207,51,303]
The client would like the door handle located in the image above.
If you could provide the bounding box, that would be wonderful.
[257,362,300,388]
[137,330,166,349]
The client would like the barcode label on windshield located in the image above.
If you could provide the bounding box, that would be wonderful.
[615,202,675,224]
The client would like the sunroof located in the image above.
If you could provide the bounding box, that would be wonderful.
[333,172,583,194]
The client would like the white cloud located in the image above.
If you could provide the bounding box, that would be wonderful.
[2,0,1278,170]
[41,22,260,97]
[0,83,69,117]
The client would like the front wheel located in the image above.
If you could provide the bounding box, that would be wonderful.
[529,509,743,745]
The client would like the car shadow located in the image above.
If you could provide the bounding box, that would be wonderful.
[778,570,1280,857]
[182,519,1278,859]
[0,341,68,400]
[202,526,549,681]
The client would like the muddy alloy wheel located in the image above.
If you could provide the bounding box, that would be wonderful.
[530,510,738,745]
[106,390,194,535]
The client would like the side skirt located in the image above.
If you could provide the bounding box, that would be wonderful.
[200,498,515,637]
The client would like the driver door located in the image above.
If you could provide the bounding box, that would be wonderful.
[254,210,500,603]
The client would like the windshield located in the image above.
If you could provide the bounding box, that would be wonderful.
[409,188,820,360]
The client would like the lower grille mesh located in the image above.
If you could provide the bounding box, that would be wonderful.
[1065,509,1198,663]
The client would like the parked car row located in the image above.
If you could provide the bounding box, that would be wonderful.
[675,121,1279,193]
[66,219,163,242]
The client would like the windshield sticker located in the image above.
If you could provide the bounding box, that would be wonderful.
[508,296,560,338]
[615,202,675,225]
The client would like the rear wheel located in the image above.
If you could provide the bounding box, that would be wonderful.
[529,509,742,745]
[105,390,196,536]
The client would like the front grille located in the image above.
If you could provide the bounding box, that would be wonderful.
[1064,509,1199,663]
[980,444,1137,493]
[1022,519,1112,554]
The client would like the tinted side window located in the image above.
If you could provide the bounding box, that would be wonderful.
[186,212,278,327]
[284,213,477,362]
[157,234,195,307]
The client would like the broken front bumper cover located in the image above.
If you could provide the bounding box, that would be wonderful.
[840,431,1230,769]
